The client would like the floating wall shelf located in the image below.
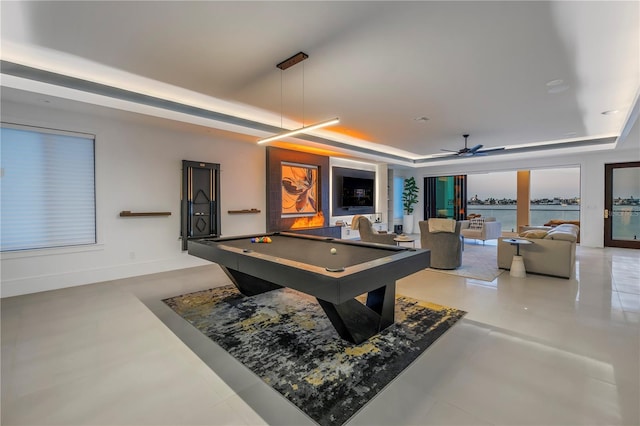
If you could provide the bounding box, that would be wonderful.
[119,211,171,217]
[228,209,261,214]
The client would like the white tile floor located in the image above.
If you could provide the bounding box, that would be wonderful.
[2,242,638,425]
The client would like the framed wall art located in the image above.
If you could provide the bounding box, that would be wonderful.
[281,162,318,217]
[266,147,329,232]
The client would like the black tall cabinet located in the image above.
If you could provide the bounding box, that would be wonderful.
[181,160,221,250]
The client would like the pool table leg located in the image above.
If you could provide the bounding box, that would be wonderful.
[221,267,283,296]
[366,282,396,329]
[317,282,395,345]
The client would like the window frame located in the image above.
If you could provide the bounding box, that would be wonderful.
[0,122,98,253]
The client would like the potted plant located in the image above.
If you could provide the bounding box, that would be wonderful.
[402,176,419,234]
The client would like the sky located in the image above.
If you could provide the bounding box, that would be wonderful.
[612,167,640,199]
[467,168,581,200]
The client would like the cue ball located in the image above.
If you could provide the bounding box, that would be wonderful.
[330,248,337,255]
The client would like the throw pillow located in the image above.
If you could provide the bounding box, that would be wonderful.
[555,224,579,233]
[544,231,577,242]
[519,229,548,239]
[469,217,485,230]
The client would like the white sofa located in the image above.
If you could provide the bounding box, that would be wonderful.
[459,217,502,244]
[497,224,579,279]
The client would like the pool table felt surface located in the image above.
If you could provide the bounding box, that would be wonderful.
[216,234,407,270]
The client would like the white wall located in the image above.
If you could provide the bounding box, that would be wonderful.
[390,168,419,232]
[412,143,640,248]
[1,98,267,297]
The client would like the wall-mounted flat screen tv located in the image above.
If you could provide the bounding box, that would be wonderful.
[342,176,374,207]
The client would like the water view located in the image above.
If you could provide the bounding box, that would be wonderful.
[611,205,640,241]
[466,167,639,241]
[467,204,580,233]
[468,203,639,241]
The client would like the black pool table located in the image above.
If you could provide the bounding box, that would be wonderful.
[188,232,431,344]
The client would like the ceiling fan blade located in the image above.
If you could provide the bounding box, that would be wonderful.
[476,147,505,154]
[469,144,484,153]
[437,135,501,158]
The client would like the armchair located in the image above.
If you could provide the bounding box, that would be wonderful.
[459,217,502,244]
[419,219,462,269]
[355,216,397,245]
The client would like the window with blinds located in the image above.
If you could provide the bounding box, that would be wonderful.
[1,124,96,252]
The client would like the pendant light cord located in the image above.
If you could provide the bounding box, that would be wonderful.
[258,52,338,144]
[280,71,283,130]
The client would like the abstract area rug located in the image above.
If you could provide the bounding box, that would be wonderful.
[163,285,465,426]
[429,242,504,282]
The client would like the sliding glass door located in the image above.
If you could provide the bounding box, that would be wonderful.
[424,176,467,220]
[604,162,640,249]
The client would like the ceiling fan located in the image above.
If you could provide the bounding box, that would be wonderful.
[442,134,505,157]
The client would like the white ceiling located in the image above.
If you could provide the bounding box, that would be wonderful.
[1,1,638,165]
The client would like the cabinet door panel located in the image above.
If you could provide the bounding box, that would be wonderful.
[181,160,221,250]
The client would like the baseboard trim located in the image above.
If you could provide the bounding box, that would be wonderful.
[1,255,209,298]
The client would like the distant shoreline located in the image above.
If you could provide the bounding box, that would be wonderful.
[468,197,638,206]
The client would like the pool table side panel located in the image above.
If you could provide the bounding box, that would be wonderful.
[188,241,239,269]
[236,256,340,303]
[336,251,431,301]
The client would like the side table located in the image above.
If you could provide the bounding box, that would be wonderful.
[502,238,533,278]
[394,235,416,248]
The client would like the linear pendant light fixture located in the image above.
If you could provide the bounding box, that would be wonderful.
[257,51,339,144]
[257,117,340,144]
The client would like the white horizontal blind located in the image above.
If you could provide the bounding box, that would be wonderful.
[1,125,96,251]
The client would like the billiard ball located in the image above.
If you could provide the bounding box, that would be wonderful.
[330,248,337,255]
